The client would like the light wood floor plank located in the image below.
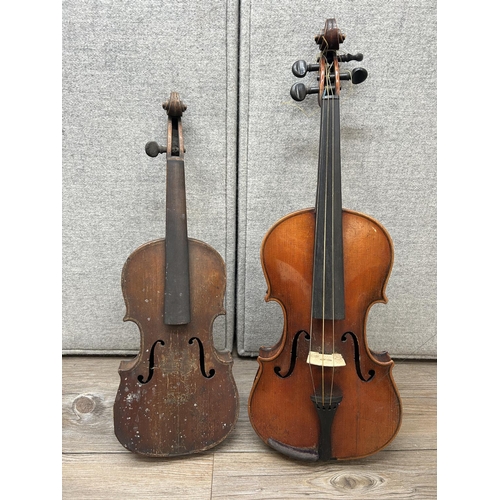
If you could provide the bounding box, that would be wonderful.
[63,453,214,500]
[211,450,436,499]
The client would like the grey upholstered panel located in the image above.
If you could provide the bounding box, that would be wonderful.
[237,1,437,358]
[62,0,238,353]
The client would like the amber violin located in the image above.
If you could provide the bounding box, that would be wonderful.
[248,19,402,461]
[114,92,238,457]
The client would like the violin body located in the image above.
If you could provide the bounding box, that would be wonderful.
[249,209,401,460]
[247,19,402,461]
[113,92,238,457]
[114,238,237,456]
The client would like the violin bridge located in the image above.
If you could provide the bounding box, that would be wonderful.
[307,351,346,367]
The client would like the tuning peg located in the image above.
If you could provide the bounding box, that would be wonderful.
[350,67,368,84]
[290,82,319,101]
[292,60,320,78]
[291,67,367,101]
[335,68,368,84]
[145,141,167,157]
[338,52,363,62]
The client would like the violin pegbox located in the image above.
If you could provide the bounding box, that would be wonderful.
[290,18,368,103]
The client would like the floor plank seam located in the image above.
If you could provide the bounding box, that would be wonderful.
[62,450,436,455]
[210,453,215,500]
[62,451,129,456]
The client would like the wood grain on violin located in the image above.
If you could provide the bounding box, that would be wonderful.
[248,19,402,461]
[113,92,238,457]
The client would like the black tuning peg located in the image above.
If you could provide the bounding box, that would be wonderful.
[145,141,167,157]
[291,67,368,101]
[290,82,319,102]
[350,67,368,84]
[338,52,363,62]
[292,60,320,78]
[336,68,368,84]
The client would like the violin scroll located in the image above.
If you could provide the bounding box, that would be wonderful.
[145,92,187,159]
[314,18,345,51]
[162,92,187,116]
[290,18,367,103]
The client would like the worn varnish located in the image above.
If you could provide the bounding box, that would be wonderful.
[113,92,238,457]
[114,239,238,456]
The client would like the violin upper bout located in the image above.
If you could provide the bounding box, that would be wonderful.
[120,239,165,324]
[261,209,316,300]
[257,210,315,358]
[188,238,227,320]
[342,209,394,306]
[120,238,226,326]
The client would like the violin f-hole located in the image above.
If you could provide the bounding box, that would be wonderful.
[138,339,165,384]
[189,337,215,379]
[341,331,375,382]
[274,330,310,378]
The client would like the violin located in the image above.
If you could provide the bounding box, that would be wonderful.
[114,92,238,456]
[248,19,402,461]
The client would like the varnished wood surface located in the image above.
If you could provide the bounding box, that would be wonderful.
[251,209,400,459]
[116,239,237,456]
[63,356,436,499]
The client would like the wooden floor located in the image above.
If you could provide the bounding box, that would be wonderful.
[62,356,436,499]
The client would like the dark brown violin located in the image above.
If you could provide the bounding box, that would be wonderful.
[248,19,402,461]
[114,92,238,457]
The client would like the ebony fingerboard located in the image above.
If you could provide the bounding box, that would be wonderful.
[312,95,345,320]
[164,156,191,325]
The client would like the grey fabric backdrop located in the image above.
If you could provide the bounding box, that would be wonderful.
[62,0,238,354]
[63,0,436,359]
[237,1,437,358]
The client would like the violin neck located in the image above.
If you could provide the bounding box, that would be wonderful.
[312,94,345,320]
[164,115,191,325]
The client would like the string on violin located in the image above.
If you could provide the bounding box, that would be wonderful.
[305,33,341,408]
